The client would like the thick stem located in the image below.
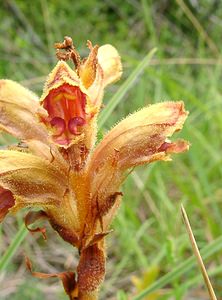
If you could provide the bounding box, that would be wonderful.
[76,243,105,300]
[77,290,98,300]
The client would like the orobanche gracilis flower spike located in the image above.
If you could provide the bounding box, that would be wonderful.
[0,37,189,300]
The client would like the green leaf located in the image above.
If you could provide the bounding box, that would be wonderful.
[132,235,222,300]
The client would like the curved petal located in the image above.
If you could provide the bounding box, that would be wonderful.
[24,210,48,239]
[87,44,122,108]
[78,41,99,89]
[0,150,67,211]
[97,44,122,87]
[26,257,77,299]
[88,101,189,221]
[0,80,48,142]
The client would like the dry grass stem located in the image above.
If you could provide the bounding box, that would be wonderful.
[175,0,220,56]
[181,204,217,300]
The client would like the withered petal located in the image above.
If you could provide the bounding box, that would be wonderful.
[0,80,48,142]
[85,230,113,249]
[0,187,15,222]
[24,210,48,240]
[26,257,77,299]
[0,150,67,210]
[49,219,80,247]
[78,41,99,89]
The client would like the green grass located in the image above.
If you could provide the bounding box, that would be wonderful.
[1,1,222,299]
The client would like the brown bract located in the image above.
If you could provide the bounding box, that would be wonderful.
[0,37,189,300]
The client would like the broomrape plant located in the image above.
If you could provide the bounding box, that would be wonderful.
[0,37,189,300]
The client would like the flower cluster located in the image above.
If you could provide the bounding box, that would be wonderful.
[0,37,189,300]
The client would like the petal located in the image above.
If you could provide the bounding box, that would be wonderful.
[91,101,188,171]
[87,63,104,107]
[0,150,67,210]
[87,44,122,108]
[78,41,99,89]
[40,61,83,99]
[88,101,189,221]
[26,140,69,172]
[98,193,122,231]
[97,44,122,87]
[0,80,48,141]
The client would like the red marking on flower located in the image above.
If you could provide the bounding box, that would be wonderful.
[68,116,86,135]
[50,117,66,136]
[158,140,188,154]
[158,142,171,152]
[0,188,15,222]
[42,83,87,145]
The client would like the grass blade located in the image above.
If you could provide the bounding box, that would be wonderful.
[175,0,219,56]
[98,48,157,129]
[0,223,27,271]
[132,227,222,300]
[181,204,217,300]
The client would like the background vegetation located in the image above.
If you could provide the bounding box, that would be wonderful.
[0,0,222,299]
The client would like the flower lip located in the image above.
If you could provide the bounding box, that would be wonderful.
[42,83,87,145]
[68,117,86,135]
[50,117,66,136]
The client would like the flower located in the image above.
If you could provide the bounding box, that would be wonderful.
[0,37,189,300]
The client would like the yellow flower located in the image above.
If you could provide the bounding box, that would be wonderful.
[0,37,189,300]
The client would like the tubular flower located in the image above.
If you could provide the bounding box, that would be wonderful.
[0,37,189,300]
